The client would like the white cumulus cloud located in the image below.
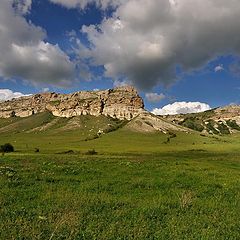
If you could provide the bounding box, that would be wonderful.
[214,64,224,72]
[0,89,29,101]
[152,102,211,115]
[67,0,240,90]
[0,0,75,87]
[145,92,165,103]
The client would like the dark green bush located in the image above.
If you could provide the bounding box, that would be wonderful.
[226,120,240,131]
[206,121,219,134]
[181,118,204,132]
[35,148,40,153]
[169,132,177,138]
[217,123,230,135]
[0,143,14,153]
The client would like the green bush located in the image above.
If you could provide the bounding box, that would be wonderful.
[0,143,14,153]
[181,118,204,132]
[206,120,219,134]
[169,132,177,138]
[217,123,230,135]
[226,120,240,131]
[86,149,98,155]
[35,148,40,153]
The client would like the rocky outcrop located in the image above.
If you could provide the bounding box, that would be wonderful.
[0,86,144,120]
[212,105,240,120]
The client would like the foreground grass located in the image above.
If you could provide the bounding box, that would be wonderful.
[0,151,239,239]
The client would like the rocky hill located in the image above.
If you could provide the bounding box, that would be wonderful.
[1,86,240,135]
[0,86,144,120]
[0,86,191,135]
[163,105,240,135]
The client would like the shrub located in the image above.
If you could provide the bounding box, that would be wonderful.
[163,137,170,144]
[86,149,98,155]
[0,143,14,153]
[226,120,240,131]
[217,123,230,135]
[169,132,177,138]
[35,148,40,153]
[206,121,219,134]
[181,118,204,132]
[85,134,99,141]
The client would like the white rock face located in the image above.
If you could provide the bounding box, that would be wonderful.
[0,86,144,120]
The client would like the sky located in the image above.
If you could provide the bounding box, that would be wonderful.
[0,0,240,114]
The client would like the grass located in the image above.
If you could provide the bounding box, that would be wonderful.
[1,129,239,154]
[0,113,240,239]
[0,152,239,239]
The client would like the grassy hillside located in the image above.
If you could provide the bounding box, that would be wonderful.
[0,113,240,239]
[1,112,240,154]
[1,124,240,154]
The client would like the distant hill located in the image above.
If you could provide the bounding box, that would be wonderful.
[162,105,240,135]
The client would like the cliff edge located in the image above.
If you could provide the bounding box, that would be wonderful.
[0,86,144,120]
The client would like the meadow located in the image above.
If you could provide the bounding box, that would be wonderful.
[0,114,240,239]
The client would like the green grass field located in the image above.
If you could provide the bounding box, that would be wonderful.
[0,114,240,239]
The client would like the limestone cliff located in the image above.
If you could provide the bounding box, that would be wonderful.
[0,86,144,120]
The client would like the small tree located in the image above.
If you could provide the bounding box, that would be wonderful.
[0,143,14,153]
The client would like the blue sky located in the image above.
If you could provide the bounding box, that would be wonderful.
[0,0,240,114]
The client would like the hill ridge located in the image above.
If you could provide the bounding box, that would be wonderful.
[163,105,240,135]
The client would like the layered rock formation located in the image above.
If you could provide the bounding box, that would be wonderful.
[0,86,144,120]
